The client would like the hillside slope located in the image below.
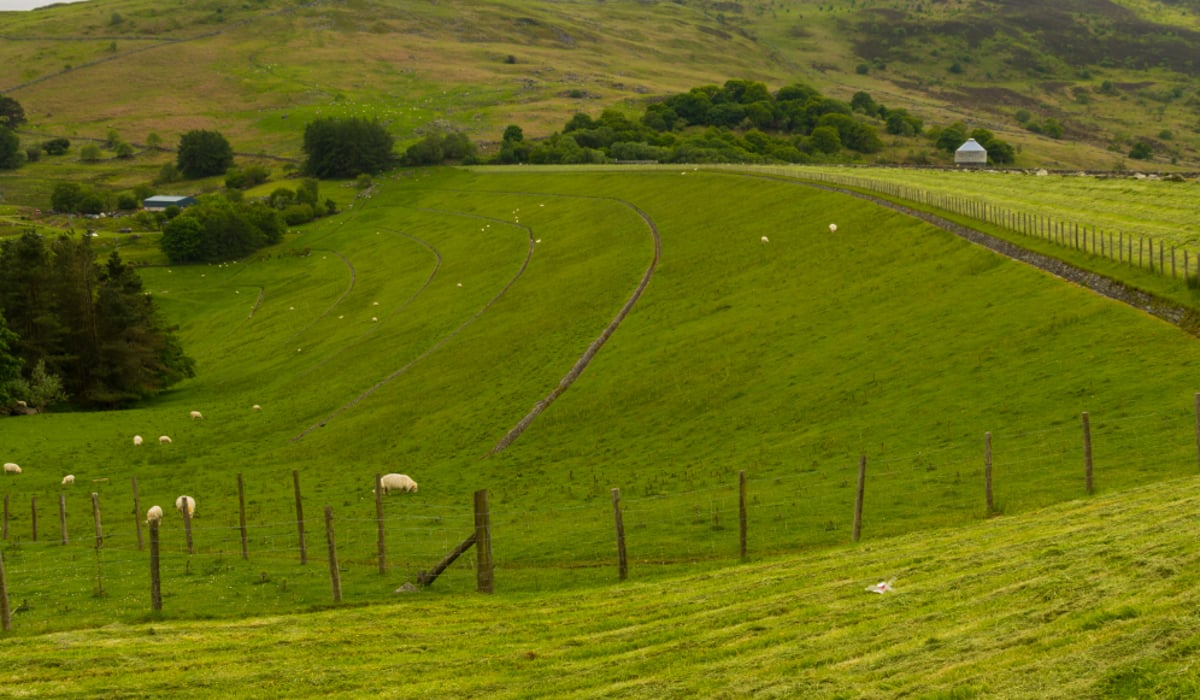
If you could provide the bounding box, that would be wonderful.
[1,0,1197,169]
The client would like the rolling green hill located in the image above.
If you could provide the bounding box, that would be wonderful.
[1,0,1198,171]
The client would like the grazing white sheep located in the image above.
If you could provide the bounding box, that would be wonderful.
[133,435,144,446]
[3,462,20,475]
[159,435,172,445]
[175,495,196,517]
[761,236,769,243]
[374,473,418,494]
[15,400,26,408]
[252,404,262,412]
[190,410,203,420]
[146,505,164,524]
[62,474,75,485]
[829,223,838,233]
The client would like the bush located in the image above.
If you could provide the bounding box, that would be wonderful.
[41,138,70,156]
[303,117,395,178]
[282,203,315,226]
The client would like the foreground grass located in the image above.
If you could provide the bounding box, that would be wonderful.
[4,475,1200,698]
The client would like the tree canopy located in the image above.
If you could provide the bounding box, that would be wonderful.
[0,95,24,129]
[160,194,284,264]
[0,127,22,170]
[0,232,195,408]
[302,117,395,178]
[177,129,234,179]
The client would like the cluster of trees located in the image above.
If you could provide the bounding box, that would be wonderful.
[490,79,1020,166]
[302,117,395,177]
[0,232,195,409]
[160,194,285,263]
[488,80,895,165]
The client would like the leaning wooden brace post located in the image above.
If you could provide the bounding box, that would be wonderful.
[475,489,493,593]
[293,470,307,565]
[852,455,867,542]
[612,487,627,581]
[416,532,477,587]
[237,473,248,560]
[1082,411,1094,495]
[375,473,386,575]
[324,506,341,603]
[132,476,143,551]
[0,549,10,631]
[984,432,994,516]
[149,519,162,612]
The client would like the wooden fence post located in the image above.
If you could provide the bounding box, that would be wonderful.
[59,493,68,545]
[293,470,307,565]
[237,473,248,560]
[475,489,494,593]
[612,488,628,581]
[375,473,386,575]
[852,455,867,542]
[91,492,102,549]
[149,519,162,612]
[324,506,341,603]
[1194,393,1200,472]
[0,549,9,631]
[739,470,747,561]
[181,499,193,555]
[30,496,37,542]
[1083,411,1094,495]
[132,476,143,551]
[985,432,994,516]
[2,493,7,540]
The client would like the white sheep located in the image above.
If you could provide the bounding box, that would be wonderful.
[175,495,196,517]
[159,435,172,445]
[61,474,75,485]
[15,400,26,408]
[761,236,769,243]
[146,505,164,524]
[3,462,20,475]
[829,223,838,233]
[374,473,418,494]
[133,435,144,446]
[252,404,262,412]
[190,410,203,420]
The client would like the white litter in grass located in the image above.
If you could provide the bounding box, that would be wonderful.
[866,579,895,594]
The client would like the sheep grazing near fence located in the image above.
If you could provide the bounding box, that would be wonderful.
[175,495,196,517]
[146,505,164,524]
[3,462,20,475]
[190,410,203,420]
[159,435,172,445]
[374,473,418,494]
[61,474,75,485]
[133,435,143,446]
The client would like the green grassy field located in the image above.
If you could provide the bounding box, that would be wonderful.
[4,168,1200,646]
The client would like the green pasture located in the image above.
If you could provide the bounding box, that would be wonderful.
[5,474,1200,698]
[4,167,1200,636]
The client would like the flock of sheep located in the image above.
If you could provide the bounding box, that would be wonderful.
[761,222,837,244]
[6,405,419,530]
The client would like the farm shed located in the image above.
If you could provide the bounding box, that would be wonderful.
[955,138,988,167]
[143,195,196,211]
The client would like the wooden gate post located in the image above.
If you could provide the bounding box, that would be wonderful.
[475,489,494,593]
[612,488,627,581]
[58,493,68,545]
[852,455,867,542]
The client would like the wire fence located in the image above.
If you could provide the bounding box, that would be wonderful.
[2,403,1199,630]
